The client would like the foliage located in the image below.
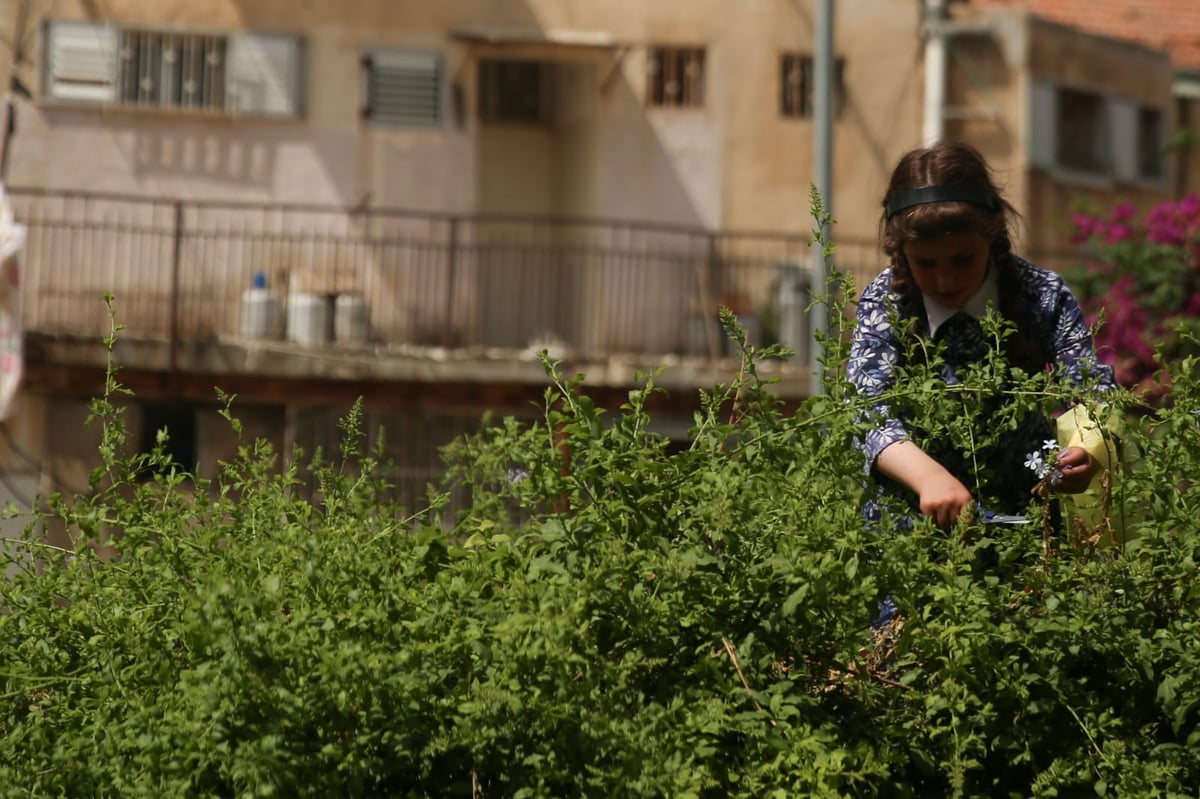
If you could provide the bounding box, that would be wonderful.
[2,246,1200,796]
[1067,195,1200,397]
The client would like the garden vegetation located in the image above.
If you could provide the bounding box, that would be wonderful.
[1,210,1199,797]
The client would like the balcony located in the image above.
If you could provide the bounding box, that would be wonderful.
[11,189,884,398]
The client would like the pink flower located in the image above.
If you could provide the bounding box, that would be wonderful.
[1179,193,1200,218]
[1069,213,1100,245]
[1104,224,1133,244]
[1069,196,1200,397]
[1110,202,1136,222]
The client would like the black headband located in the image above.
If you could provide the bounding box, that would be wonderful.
[885,184,998,218]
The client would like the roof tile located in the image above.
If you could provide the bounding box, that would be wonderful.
[972,0,1200,69]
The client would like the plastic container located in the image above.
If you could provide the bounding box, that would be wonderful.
[239,271,283,340]
[286,292,331,346]
[334,293,369,345]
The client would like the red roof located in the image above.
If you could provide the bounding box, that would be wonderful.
[971,0,1200,71]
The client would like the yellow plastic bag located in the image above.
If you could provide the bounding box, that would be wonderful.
[1056,404,1127,547]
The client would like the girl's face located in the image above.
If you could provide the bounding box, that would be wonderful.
[902,231,991,309]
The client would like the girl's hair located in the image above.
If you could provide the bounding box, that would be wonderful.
[880,140,1019,306]
[879,141,1049,371]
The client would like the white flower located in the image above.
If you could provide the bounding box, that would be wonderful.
[1024,450,1049,478]
[1042,439,1059,452]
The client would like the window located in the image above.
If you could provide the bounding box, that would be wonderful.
[42,20,302,117]
[364,50,443,127]
[478,59,550,123]
[1137,106,1164,179]
[117,29,227,109]
[1056,87,1108,173]
[1032,80,1166,184]
[43,20,118,103]
[646,46,705,108]
[780,53,845,119]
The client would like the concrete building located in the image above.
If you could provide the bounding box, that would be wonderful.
[973,0,1200,194]
[0,0,1183,535]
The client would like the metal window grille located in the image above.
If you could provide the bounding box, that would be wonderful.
[646,47,705,108]
[1056,87,1109,174]
[478,59,549,123]
[1137,106,1164,179]
[117,29,228,110]
[780,53,845,118]
[780,54,811,117]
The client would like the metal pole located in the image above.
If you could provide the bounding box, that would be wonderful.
[169,201,184,378]
[444,216,458,348]
[923,0,947,146]
[810,0,833,397]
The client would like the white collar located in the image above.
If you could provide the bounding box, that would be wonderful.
[923,265,999,337]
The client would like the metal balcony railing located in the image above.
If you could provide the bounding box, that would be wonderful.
[10,188,894,370]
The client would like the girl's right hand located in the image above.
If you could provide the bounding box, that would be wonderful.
[917,472,974,530]
[876,441,974,530]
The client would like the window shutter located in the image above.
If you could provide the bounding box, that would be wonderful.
[365,50,443,127]
[1109,98,1137,182]
[227,33,302,116]
[45,21,117,103]
[1029,81,1056,169]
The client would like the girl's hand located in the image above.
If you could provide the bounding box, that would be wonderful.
[876,440,974,530]
[1052,446,1097,494]
[917,471,975,530]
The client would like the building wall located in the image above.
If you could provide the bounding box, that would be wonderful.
[943,8,1176,266]
[0,0,1188,532]
[1178,95,1200,196]
[2,0,925,244]
[944,19,1027,223]
[1024,17,1176,259]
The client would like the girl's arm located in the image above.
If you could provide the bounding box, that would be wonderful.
[848,272,971,528]
[846,273,910,466]
[876,440,974,529]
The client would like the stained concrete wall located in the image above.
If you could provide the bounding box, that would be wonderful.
[1,0,924,243]
[1025,15,1176,259]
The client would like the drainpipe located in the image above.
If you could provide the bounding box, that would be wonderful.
[923,0,947,146]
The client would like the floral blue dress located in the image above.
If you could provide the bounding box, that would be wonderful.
[847,255,1115,516]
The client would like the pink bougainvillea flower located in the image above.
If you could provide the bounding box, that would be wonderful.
[1110,202,1136,222]
[1104,224,1133,245]
[1071,196,1199,397]
[1069,213,1100,245]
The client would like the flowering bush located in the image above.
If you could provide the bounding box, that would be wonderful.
[1068,195,1200,398]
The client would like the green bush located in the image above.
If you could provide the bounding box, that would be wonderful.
[2,282,1200,797]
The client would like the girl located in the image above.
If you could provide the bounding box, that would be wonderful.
[847,141,1115,529]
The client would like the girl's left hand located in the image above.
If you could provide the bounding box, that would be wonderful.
[1053,446,1097,494]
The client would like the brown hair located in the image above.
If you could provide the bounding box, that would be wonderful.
[880,141,1050,371]
[880,140,1019,312]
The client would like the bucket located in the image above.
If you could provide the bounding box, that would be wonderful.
[286,293,331,346]
[334,293,369,346]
